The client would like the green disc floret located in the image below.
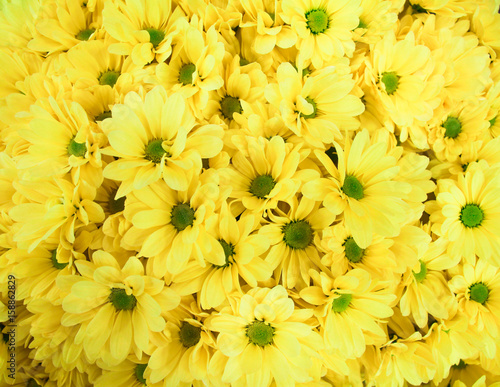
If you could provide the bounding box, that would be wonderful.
[67,138,87,157]
[282,220,314,250]
[220,96,243,120]
[490,116,497,127]
[240,57,250,66]
[249,174,276,199]
[246,320,274,347]
[144,138,169,164]
[179,322,201,348]
[453,360,467,369]
[135,364,147,385]
[302,97,317,119]
[171,203,195,232]
[99,70,120,87]
[51,250,69,270]
[413,260,427,283]
[179,63,196,85]
[76,28,95,41]
[357,19,368,29]
[443,116,462,139]
[109,288,137,310]
[342,175,364,200]
[344,237,364,263]
[381,71,399,95]
[469,282,489,304]
[460,204,483,228]
[331,293,352,313]
[305,9,329,34]
[411,3,428,13]
[145,28,165,48]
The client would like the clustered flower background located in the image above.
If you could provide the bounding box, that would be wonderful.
[1,0,500,385]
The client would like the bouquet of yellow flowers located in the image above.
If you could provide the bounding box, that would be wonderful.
[1,0,500,385]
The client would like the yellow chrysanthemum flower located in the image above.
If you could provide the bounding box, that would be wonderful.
[0,49,43,99]
[103,0,185,65]
[102,87,224,197]
[28,0,101,55]
[9,178,104,253]
[239,0,297,55]
[265,62,364,147]
[303,129,412,248]
[428,161,500,265]
[58,251,180,366]
[363,30,443,129]
[172,203,272,309]
[14,97,106,186]
[122,171,230,277]
[281,0,361,67]
[58,39,151,95]
[449,259,500,340]
[428,100,490,162]
[300,268,395,358]
[203,55,267,127]
[206,285,323,386]
[154,20,224,113]
[222,135,318,215]
[399,237,458,328]
[472,4,500,59]
[259,196,335,289]
[147,301,216,387]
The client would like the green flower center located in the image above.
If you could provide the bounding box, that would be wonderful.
[460,204,483,228]
[27,379,42,387]
[249,174,276,199]
[325,147,338,167]
[220,96,243,120]
[412,260,427,283]
[453,359,467,369]
[170,203,195,232]
[282,220,314,250]
[331,293,352,313]
[381,71,399,95]
[179,322,201,348]
[490,116,497,127]
[51,250,68,270]
[215,240,234,268]
[179,63,196,85]
[67,138,87,158]
[135,363,147,385]
[95,111,112,121]
[469,282,489,304]
[246,320,274,347]
[443,116,462,139]
[145,28,165,48]
[302,97,317,119]
[108,189,126,215]
[144,138,170,164]
[342,175,364,200]
[240,57,250,66]
[109,288,137,311]
[76,28,95,41]
[344,237,364,263]
[305,9,329,34]
[99,70,120,87]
